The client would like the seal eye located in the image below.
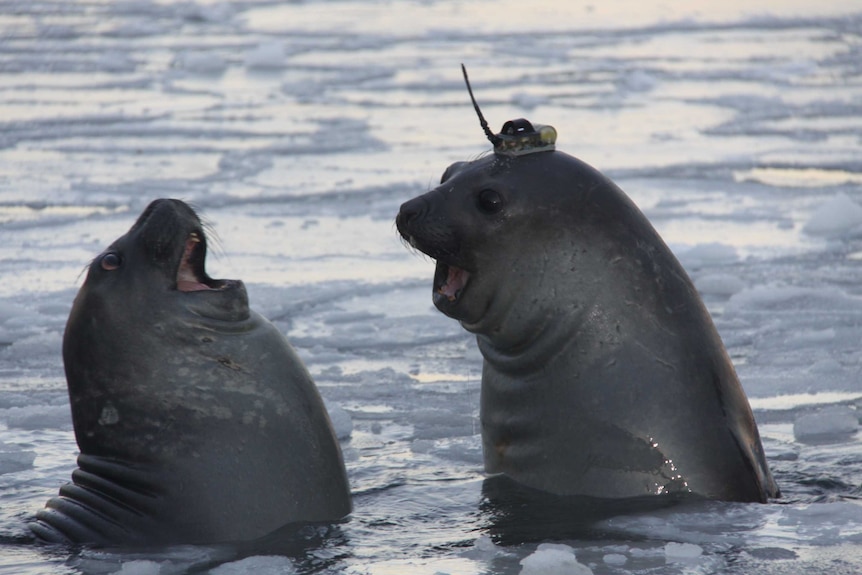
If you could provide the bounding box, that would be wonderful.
[476,189,503,215]
[100,252,122,271]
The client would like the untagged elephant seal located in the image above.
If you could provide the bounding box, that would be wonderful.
[32,199,351,546]
[395,67,778,503]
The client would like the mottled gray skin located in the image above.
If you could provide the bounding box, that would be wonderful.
[396,151,779,502]
[32,199,351,546]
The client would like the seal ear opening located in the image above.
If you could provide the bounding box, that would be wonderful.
[440,161,470,184]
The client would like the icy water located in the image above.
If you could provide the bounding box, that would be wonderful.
[2,0,862,573]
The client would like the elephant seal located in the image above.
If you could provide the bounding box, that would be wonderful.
[31,199,351,546]
[395,68,778,503]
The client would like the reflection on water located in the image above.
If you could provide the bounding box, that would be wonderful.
[735,167,862,188]
[749,392,862,411]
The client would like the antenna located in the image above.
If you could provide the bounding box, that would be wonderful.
[461,64,502,147]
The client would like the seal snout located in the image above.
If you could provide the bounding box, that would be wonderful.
[395,196,426,245]
[396,194,475,307]
[395,196,435,256]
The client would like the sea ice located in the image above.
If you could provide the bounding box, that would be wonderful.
[619,69,657,92]
[793,405,859,441]
[177,2,234,23]
[3,0,862,573]
[791,329,837,347]
[511,92,551,110]
[325,401,353,440]
[694,273,745,297]
[3,405,72,430]
[677,243,738,268]
[519,544,594,575]
[602,553,627,565]
[97,51,136,73]
[664,542,703,562]
[410,436,482,464]
[244,41,287,70]
[111,560,162,575]
[803,194,862,236]
[208,555,296,575]
[0,441,37,475]
[173,52,227,75]
[726,285,862,314]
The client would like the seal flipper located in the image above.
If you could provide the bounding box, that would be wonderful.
[32,495,127,545]
[31,454,162,546]
[728,421,781,501]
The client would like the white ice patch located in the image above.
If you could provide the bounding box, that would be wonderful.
[208,555,296,575]
[462,534,510,561]
[177,2,235,23]
[511,92,551,110]
[619,69,657,92]
[519,544,594,575]
[324,401,353,440]
[97,51,136,73]
[793,405,859,441]
[677,242,739,269]
[410,435,482,464]
[695,273,745,297]
[602,553,628,565]
[726,284,862,314]
[0,441,37,475]
[777,501,862,544]
[111,560,162,575]
[173,51,227,75]
[803,194,862,237]
[2,405,72,430]
[2,331,63,367]
[78,545,232,574]
[664,542,703,563]
[0,300,52,350]
[244,41,287,69]
[791,329,836,347]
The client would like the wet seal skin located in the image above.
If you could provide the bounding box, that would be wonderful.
[31,199,351,546]
[396,67,779,504]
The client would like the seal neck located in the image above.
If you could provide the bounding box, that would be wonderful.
[181,280,251,325]
[475,307,578,377]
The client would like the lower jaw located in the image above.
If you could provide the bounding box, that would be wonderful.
[432,290,452,307]
[433,291,481,327]
[432,290,459,316]
[431,290,458,313]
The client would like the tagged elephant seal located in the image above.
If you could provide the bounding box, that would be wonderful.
[32,199,351,546]
[395,67,778,503]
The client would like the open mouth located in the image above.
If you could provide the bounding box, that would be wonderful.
[175,231,225,293]
[433,261,471,303]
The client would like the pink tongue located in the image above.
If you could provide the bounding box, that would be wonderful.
[177,280,211,292]
[176,236,213,292]
[438,266,470,301]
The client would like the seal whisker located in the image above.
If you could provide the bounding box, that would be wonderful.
[201,219,226,261]
[76,263,91,283]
